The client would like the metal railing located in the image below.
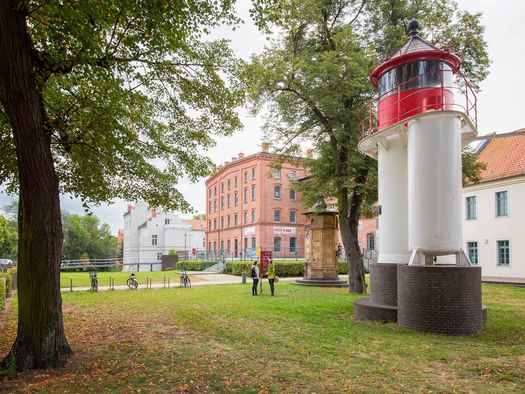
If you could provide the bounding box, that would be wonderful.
[358,69,477,140]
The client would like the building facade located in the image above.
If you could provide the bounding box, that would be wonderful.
[205,145,309,259]
[463,132,525,281]
[123,202,205,271]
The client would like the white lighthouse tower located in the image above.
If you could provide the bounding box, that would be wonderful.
[354,20,485,335]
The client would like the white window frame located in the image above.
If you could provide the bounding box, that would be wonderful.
[496,239,511,267]
[495,191,509,217]
[466,241,478,265]
[465,196,477,220]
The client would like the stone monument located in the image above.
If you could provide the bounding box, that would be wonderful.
[294,200,347,287]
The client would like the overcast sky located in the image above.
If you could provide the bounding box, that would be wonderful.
[1,0,524,234]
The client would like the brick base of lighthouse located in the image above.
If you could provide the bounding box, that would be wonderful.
[397,265,485,335]
[354,263,399,322]
[354,263,486,335]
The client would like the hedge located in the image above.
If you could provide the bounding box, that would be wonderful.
[0,270,13,297]
[175,260,217,271]
[225,260,350,277]
[0,278,6,311]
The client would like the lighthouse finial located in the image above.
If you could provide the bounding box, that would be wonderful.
[407,19,420,37]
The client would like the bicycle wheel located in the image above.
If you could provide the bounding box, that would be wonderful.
[134,280,138,290]
[126,278,132,289]
[180,275,184,287]
[186,277,191,288]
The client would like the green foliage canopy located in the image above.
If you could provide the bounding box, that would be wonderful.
[0,0,245,212]
[0,215,17,260]
[62,212,117,261]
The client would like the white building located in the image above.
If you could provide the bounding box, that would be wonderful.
[463,131,525,282]
[123,202,205,272]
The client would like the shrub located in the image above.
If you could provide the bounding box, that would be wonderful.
[0,278,6,311]
[226,260,349,277]
[168,249,178,256]
[0,271,12,296]
[175,260,216,271]
[338,261,348,274]
[225,261,304,277]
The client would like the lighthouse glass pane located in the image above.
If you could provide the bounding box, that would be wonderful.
[378,60,453,101]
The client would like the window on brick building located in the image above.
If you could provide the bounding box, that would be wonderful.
[274,185,281,199]
[273,237,281,252]
[244,211,248,224]
[227,194,231,208]
[274,210,281,222]
[367,233,375,251]
[251,237,256,249]
[290,211,297,223]
[208,201,212,212]
[221,197,224,209]
[290,189,296,200]
[234,176,238,188]
[220,240,224,253]
[252,168,256,180]
[214,200,217,212]
[214,219,217,229]
[273,169,281,179]
[252,185,256,201]
[290,237,297,253]
[228,180,231,190]
[221,217,224,228]
[227,240,231,254]
[244,172,248,183]
[234,213,238,226]
[234,192,238,206]
[208,188,211,197]
[214,186,217,196]
[244,188,248,203]
[208,220,211,230]
[221,182,224,193]
[289,171,296,180]
[227,215,231,228]
[251,210,256,223]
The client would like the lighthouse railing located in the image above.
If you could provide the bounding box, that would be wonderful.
[358,69,477,139]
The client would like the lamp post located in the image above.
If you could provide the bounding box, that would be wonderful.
[184,232,187,260]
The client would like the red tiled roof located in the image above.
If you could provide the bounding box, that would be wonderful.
[477,130,525,182]
[183,219,206,230]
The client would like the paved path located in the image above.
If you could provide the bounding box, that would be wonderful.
[60,274,351,292]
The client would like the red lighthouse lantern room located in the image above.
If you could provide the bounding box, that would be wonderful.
[359,19,477,150]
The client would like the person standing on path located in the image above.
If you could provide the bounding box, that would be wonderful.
[250,261,259,295]
[267,259,276,296]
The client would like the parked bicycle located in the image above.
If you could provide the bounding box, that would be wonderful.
[180,270,191,288]
[126,272,139,290]
[89,272,98,292]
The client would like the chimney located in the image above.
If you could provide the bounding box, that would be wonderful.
[127,204,132,213]
[151,209,157,217]
[306,148,314,158]
[238,152,244,159]
[261,142,270,153]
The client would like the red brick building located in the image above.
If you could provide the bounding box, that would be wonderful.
[205,145,309,259]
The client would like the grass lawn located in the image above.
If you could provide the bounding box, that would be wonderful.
[59,270,202,288]
[1,283,525,393]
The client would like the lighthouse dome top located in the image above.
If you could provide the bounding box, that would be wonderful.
[370,19,460,86]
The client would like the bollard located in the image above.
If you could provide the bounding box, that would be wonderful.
[109,277,112,289]
[70,278,73,292]
[242,272,246,284]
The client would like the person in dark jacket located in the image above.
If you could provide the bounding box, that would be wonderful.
[250,261,259,295]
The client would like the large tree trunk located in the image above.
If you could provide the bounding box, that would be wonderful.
[338,184,367,294]
[0,1,72,371]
